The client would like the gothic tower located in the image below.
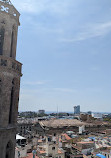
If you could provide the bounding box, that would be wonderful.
[0,0,22,158]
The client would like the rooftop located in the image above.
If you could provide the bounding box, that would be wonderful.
[58,148,64,154]
[16,134,26,140]
[23,153,39,158]
[77,141,94,144]
[61,133,72,141]
[40,119,87,128]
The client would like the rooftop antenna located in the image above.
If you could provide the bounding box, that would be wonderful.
[57,105,58,119]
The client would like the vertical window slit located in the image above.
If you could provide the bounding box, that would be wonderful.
[0,79,2,95]
[9,80,14,124]
[0,27,5,55]
[10,31,14,57]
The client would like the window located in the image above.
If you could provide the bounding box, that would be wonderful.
[10,25,16,58]
[0,79,2,95]
[10,31,14,57]
[1,59,7,66]
[9,86,14,124]
[0,27,5,55]
[6,141,13,158]
[9,79,14,124]
[52,147,55,150]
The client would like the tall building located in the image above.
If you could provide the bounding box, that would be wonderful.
[74,105,80,115]
[38,110,45,114]
[0,0,22,158]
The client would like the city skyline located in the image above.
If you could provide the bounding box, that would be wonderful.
[11,0,111,112]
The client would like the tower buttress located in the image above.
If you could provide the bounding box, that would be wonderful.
[0,0,22,158]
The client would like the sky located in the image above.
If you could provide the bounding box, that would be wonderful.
[11,0,111,112]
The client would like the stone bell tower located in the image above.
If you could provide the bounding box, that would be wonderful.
[0,0,22,158]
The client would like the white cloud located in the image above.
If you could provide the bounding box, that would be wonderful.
[24,81,45,85]
[20,87,76,94]
[54,88,76,93]
[84,87,102,93]
[60,21,111,42]
[90,66,100,71]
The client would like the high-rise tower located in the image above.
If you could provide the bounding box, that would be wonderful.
[0,0,22,158]
[74,105,80,115]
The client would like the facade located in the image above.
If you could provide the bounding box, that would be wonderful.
[17,123,33,136]
[80,113,93,122]
[38,119,110,135]
[92,113,103,119]
[77,141,95,155]
[74,105,80,115]
[0,0,22,158]
[37,136,65,158]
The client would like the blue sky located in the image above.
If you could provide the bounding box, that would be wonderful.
[11,0,111,112]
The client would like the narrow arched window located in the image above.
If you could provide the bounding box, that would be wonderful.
[10,25,16,58]
[0,79,2,95]
[0,27,5,55]
[6,141,13,158]
[10,31,14,57]
[9,80,14,124]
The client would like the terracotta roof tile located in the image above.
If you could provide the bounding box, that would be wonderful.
[62,133,71,141]
[39,150,46,154]
[38,139,43,143]
[58,149,63,154]
[77,141,94,144]
[23,153,39,158]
